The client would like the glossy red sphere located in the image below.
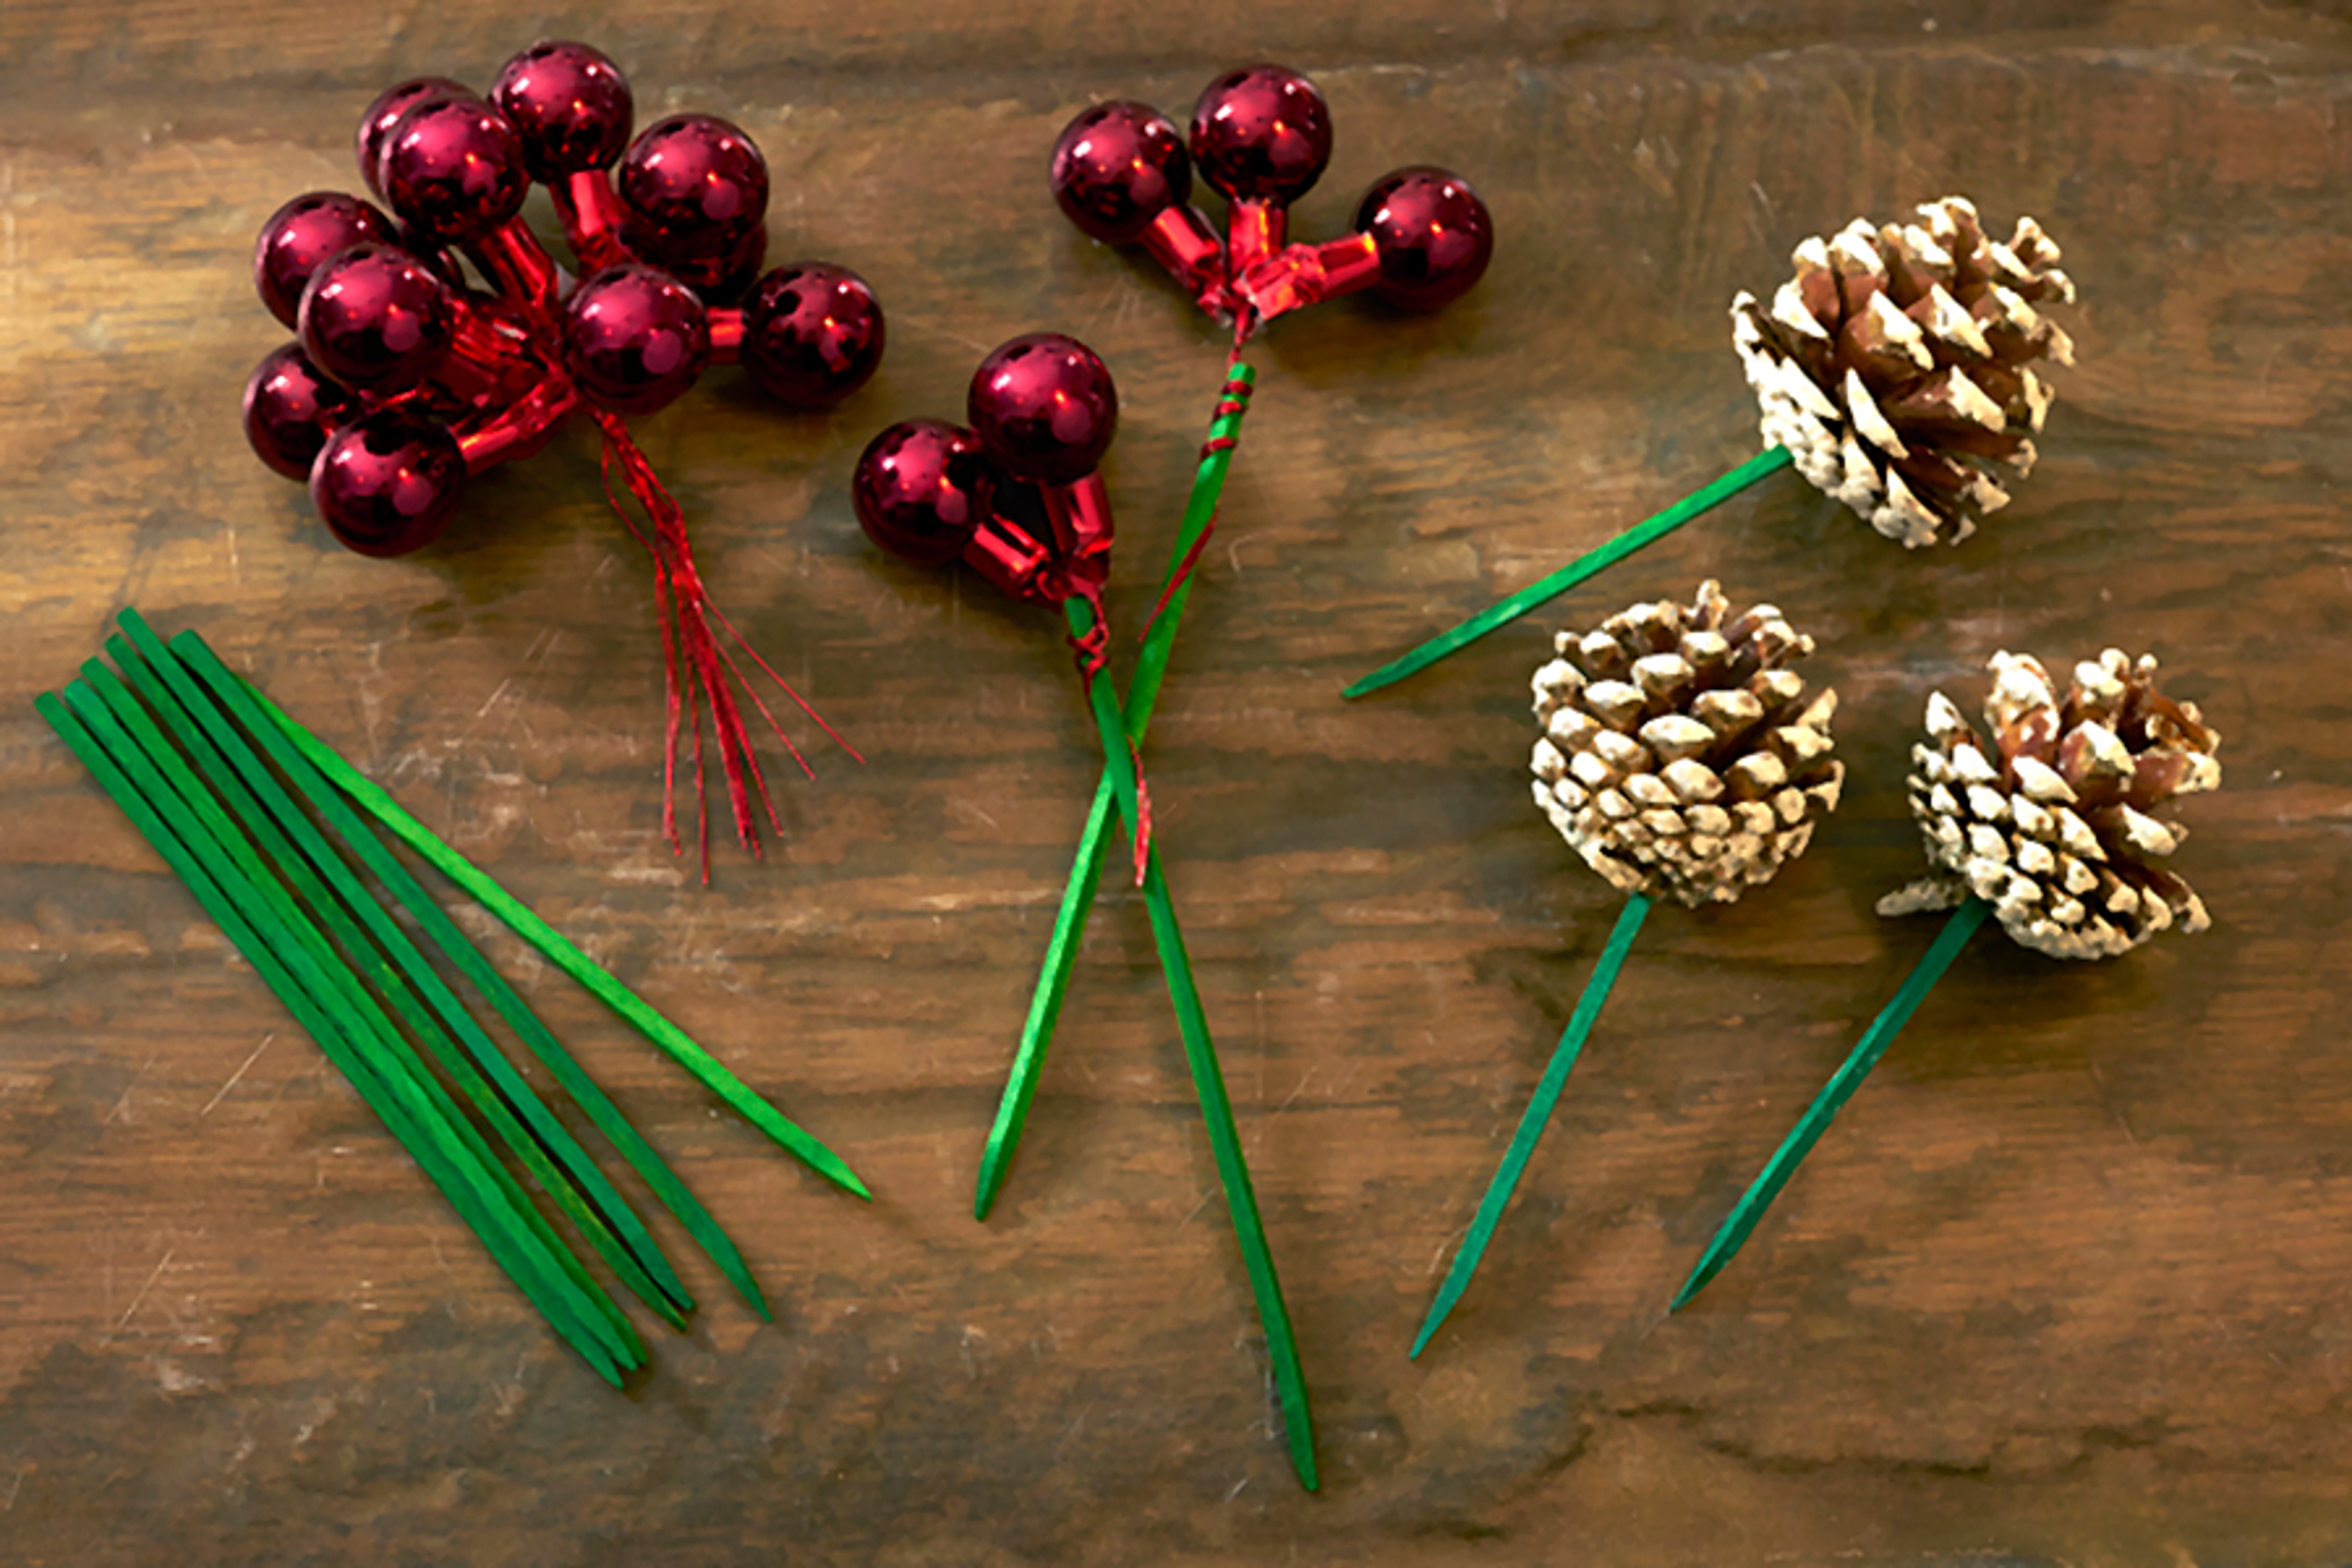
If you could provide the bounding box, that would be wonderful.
[740,263,884,408]
[672,221,767,298]
[1050,101,1190,246]
[356,78,473,198]
[562,265,712,415]
[309,409,464,557]
[617,115,769,277]
[379,97,530,244]
[967,333,1117,486]
[298,243,453,393]
[1188,66,1332,205]
[243,343,357,479]
[852,420,996,566]
[1354,167,1494,311]
[254,192,399,328]
[491,40,634,181]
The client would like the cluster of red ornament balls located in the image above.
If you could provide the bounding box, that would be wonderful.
[241,41,886,558]
[1050,66,1494,323]
[853,66,1496,599]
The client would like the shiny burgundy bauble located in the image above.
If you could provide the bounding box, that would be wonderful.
[561,265,712,415]
[671,221,767,298]
[298,243,453,392]
[378,96,530,245]
[491,40,634,182]
[617,115,769,277]
[309,409,466,557]
[356,77,473,198]
[242,343,357,479]
[967,334,1117,487]
[1188,66,1332,205]
[1050,102,1191,246]
[739,263,884,407]
[851,420,997,567]
[253,192,400,328]
[1354,167,1494,311]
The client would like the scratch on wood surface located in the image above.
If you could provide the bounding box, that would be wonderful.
[100,1055,157,1126]
[102,1248,176,1344]
[198,1033,273,1117]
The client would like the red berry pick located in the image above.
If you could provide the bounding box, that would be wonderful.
[852,420,1002,569]
[254,193,399,328]
[562,265,712,416]
[1050,102,1227,315]
[242,343,356,480]
[491,40,633,183]
[246,45,889,872]
[728,263,886,408]
[309,409,466,557]
[619,114,769,292]
[1189,65,1333,273]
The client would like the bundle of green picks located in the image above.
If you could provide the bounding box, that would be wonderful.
[38,612,869,1382]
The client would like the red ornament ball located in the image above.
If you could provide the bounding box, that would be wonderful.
[1188,66,1332,206]
[673,222,768,299]
[1354,167,1494,311]
[309,409,465,557]
[356,77,473,199]
[243,343,356,479]
[492,40,634,182]
[254,192,399,329]
[562,265,712,416]
[618,115,769,277]
[740,263,885,408]
[298,243,453,393]
[379,96,530,245]
[967,333,1117,487]
[1050,102,1191,246]
[853,420,996,567]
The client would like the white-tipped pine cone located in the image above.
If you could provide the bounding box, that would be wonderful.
[1877,649,2222,960]
[1732,195,2075,550]
[1531,581,1843,907]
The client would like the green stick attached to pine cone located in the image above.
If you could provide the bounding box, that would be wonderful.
[1674,647,2222,1308]
[1413,581,1845,1357]
[1347,195,2078,698]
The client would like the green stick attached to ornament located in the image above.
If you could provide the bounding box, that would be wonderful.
[856,335,1318,1489]
[977,69,1499,1226]
[1673,647,2221,1308]
[1413,581,1844,1357]
[1347,195,2077,698]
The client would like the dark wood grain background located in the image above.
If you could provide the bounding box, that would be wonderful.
[6,1,2352,1562]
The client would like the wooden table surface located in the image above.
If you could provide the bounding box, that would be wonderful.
[6,2,2352,1562]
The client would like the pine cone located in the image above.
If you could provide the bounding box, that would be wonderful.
[1731,195,2076,549]
[1877,649,2222,960]
[1531,581,1842,907]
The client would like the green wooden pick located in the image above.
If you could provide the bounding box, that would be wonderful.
[974,360,1256,1219]
[1673,897,1991,1309]
[1344,446,1795,699]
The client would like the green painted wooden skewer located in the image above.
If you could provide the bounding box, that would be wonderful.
[1065,592,1317,1492]
[72,661,646,1367]
[105,628,690,1329]
[1673,897,1991,1310]
[973,359,1256,1221]
[161,620,775,1315]
[1411,894,1651,1359]
[40,687,635,1379]
[1342,446,1795,699]
[174,628,869,1205]
[68,661,646,1365]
